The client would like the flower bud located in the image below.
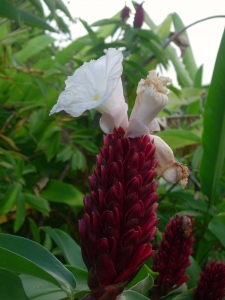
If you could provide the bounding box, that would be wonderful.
[152,135,188,188]
[133,3,144,28]
[126,71,171,138]
[195,260,225,300]
[121,6,131,22]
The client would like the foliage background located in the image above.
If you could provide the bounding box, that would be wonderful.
[0,0,225,299]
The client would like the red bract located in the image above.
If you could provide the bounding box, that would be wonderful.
[194,260,225,300]
[133,3,144,28]
[151,215,195,299]
[121,6,131,22]
[79,127,158,299]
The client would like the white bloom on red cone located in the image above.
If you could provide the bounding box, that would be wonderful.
[126,71,171,138]
[152,135,188,188]
[50,48,128,133]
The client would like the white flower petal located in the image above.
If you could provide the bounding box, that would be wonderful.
[50,48,124,117]
[126,71,171,137]
[152,135,189,188]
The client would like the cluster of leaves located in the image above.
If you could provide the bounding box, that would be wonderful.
[0,1,225,299]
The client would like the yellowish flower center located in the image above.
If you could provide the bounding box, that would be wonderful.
[94,93,100,101]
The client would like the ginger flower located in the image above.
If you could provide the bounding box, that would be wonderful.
[50,48,128,133]
[125,71,171,138]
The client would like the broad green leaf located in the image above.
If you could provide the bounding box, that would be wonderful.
[0,234,76,299]
[80,18,97,44]
[208,213,225,247]
[199,28,225,205]
[20,274,67,300]
[194,65,203,88]
[28,218,41,243]
[29,0,44,16]
[0,268,29,300]
[41,179,84,206]
[130,274,153,295]
[91,19,123,26]
[126,264,157,291]
[172,288,194,299]
[172,13,198,81]
[66,266,89,292]
[156,14,172,38]
[24,193,50,216]
[43,0,55,15]
[195,228,217,264]
[14,35,55,64]
[185,256,201,289]
[55,0,73,20]
[0,0,21,23]
[0,0,57,32]
[156,129,201,149]
[42,227,87,270]
[0,182,22,215]
[168,88,203,106]
[165,45,193,87]
[75,139,99,154]
[120,290,149,299]
[14,194,26,233]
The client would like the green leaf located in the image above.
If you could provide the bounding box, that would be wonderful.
[0,0,21,23]
[91,19,123,26]
[75,139,99,154]
[185,256,201,289]
[165,45,193,87]
[55,0,73,20]
[126,264,157,291]
[120,290,149,299]
[172,13,198,81]
[28,218,41,243]
[0,0,57,32]
[42,227,87,270]
[199,28,225,205]
[14,35,55,64]
[156,129,201,149]
[208,213,225,247]
[0,268,29,300]
[172,288,194,299]
[14,194,26,233]
[0,234,76,299]
[20,274,67,300]
[29,0,44,16]
[194,65,203,88]
[80,18,98,44]
[0,182,22,215]
[66,265,89,292]
[156,14,172,38]
[41,179,84,206]
[130,274,153,295]
[24,193,50,216]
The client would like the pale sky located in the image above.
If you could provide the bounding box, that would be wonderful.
[63,0,225,85]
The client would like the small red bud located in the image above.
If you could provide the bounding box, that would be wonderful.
[121,6,131,22]
[133,3,144,28]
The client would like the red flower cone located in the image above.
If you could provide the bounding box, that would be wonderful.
[133,3,144,28]
[151,215,195,299]
[194,260,225,300]
[121,6,131,22]
[79,127,159,299]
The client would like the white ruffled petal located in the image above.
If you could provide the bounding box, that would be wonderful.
[50,48,124,117]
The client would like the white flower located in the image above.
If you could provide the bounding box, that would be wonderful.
[126,71,171,138]
[152,135,188,188]
[50,48,126,118]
